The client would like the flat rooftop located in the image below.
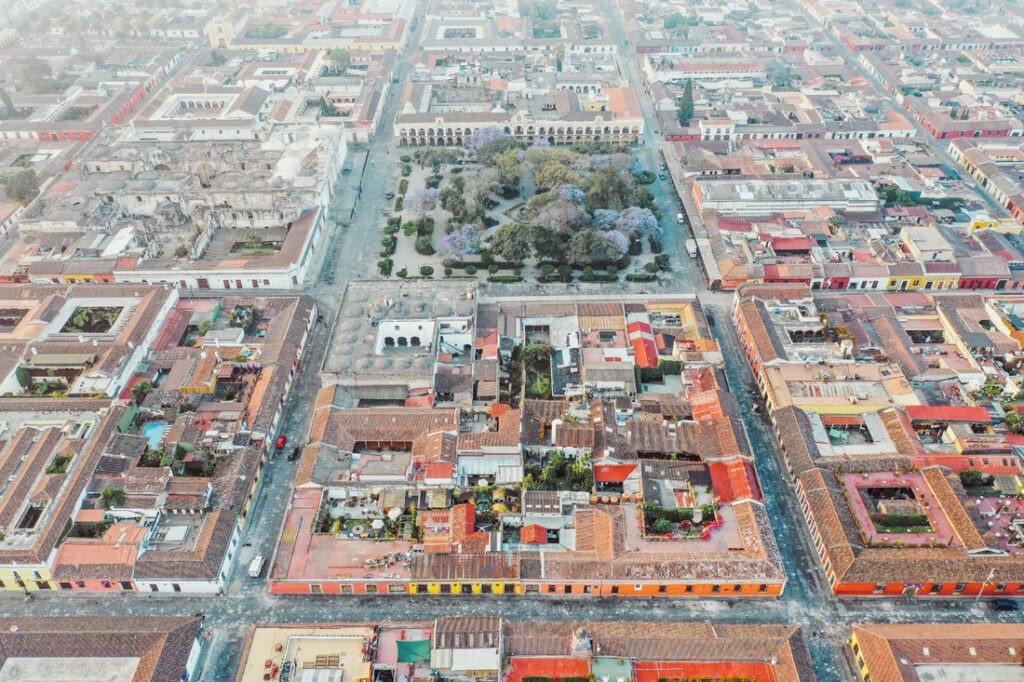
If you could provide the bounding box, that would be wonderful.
[323,280,477,389]
[238,625,374,682]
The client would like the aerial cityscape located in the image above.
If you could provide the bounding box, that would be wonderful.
[0,0,1023,679]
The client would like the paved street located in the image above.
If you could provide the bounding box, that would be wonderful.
[2,4,1022,681]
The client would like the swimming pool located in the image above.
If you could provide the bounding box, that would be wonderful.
[142,422,167,451]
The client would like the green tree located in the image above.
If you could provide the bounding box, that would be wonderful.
[493,149,521,188]
[131,380,153,405]
[489,224,533,262]
[534,161,580,191]
[326,48,351,72]
[531,225,567,261]
[15,366,32,390]
[584,164,631,211]
[567,228,616,266]
[959,469,986,488]
[99,486,127,509]
[677,78,694,125]
[7,169,39,203]
[21,56,52,81]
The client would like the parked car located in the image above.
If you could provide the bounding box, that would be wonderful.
[992,598,1019,611]
[275,435,287,450]
[288,446,301,462]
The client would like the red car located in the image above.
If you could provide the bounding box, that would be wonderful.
[275,435,287,450]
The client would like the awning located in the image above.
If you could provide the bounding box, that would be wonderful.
[396,639,431,663]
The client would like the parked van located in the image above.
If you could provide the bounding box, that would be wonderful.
[686,239,698,258]
[248,556,266,578]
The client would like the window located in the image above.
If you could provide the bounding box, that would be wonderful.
[546,584,556,593]
[120,582,133,590]
[658,584,667,594]
[59,582,73,590]
[36,581,50,590]
[341,584,354,594]
[929,584,941,594]
[711,585,720,593]
[634,584,643,591]
[954,583,966,594]
[759,584,768,593]
[310,584,322,594]
[172,584,181,592]
[610,585,619,594]
[388,584,407,593]
[461,583,472,594]
[365,584,378,593]
[504,583,515,594]
[440,584,451,594]
[685,585,693,593]
[150,584,158,592]
[76,581,86,588]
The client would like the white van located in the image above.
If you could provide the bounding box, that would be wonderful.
[248,555,265,578]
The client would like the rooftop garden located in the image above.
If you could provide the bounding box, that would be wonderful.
[641,500,721,540]
[872,512,932,535]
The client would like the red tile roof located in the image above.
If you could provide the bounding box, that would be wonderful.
[425,461,454,480]
[594,463,636,483]
[449,503,476,545]
[904,405,991,423]
[519,524,549,544]
[709,459,763,503]
[404,394,434,407]
[769,236,815,252]
[509,657,590,682]
[631,336,659,368]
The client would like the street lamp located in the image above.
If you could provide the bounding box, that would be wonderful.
[974,567,996,603]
